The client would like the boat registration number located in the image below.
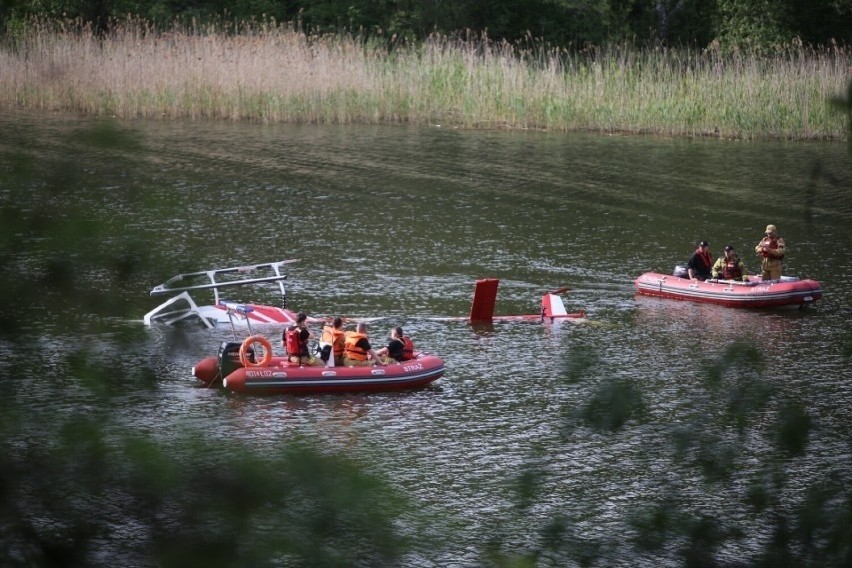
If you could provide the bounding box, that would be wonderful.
[402,363,423,372]
[246,370,286,378]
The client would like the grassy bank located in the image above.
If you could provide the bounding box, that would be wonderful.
[1,20,848,140]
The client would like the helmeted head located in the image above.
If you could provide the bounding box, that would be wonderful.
[699,241,709,250]
[724,245,734,256]
[356,322,367,333]
[765,224,777,236]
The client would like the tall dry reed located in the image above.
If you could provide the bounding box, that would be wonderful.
[1,19,848,140]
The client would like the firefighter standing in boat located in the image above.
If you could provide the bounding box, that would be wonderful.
[711,245,749,281]
[754,224,785,280]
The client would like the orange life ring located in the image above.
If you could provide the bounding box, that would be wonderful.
[239,335,273,367]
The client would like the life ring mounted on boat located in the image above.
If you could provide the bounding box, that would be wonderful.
[239,335,273,367]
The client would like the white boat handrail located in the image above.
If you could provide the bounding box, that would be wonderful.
[144,259,299,327]
[150,274,290,296]
[150,259,299,297]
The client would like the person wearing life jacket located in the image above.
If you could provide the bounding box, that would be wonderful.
[687,240,713,281]
[711,245,749,281]
[754,224,786,280]
[282,312,320,366]
[400,332,415,361]
[319,316,345,367]
[375,326,416,364]
[343,322,385,367]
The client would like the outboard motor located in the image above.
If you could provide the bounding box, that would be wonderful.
[673,264,689,279]
[218,340,254,380]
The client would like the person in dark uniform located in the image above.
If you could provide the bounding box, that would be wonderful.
[687,241,713,281]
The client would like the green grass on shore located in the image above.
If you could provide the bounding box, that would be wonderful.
[1,20,849,140]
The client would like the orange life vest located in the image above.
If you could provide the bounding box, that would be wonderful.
[401,336,415,361]
[344,331,369,361]
[321,325,345,357]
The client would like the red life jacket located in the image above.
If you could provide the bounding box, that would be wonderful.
[401,336,415,361]
[695,249,712,267]
[284,326,302,357]
[721,257,743,280]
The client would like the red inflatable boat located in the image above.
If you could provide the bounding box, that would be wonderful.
[192,337,444,395]
[634,271,823,309]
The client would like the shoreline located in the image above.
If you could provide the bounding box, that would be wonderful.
[1,24,848,142]
[6,107,845,144]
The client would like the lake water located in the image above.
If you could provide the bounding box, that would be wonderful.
[2,111,851,565]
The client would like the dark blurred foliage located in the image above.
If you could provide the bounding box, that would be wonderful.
[2,416,419,566]
[473,341,851,566]
[1,0,851,50]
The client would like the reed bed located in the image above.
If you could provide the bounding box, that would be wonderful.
[1,20,848,140]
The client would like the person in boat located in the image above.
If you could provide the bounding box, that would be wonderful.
[754,224,785,280]
[319,316,346,367]
[283,312,321,366]
[375,326,416,364]
[343,322,385,367]
[687,241,713,281]
[711,245,749,281]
